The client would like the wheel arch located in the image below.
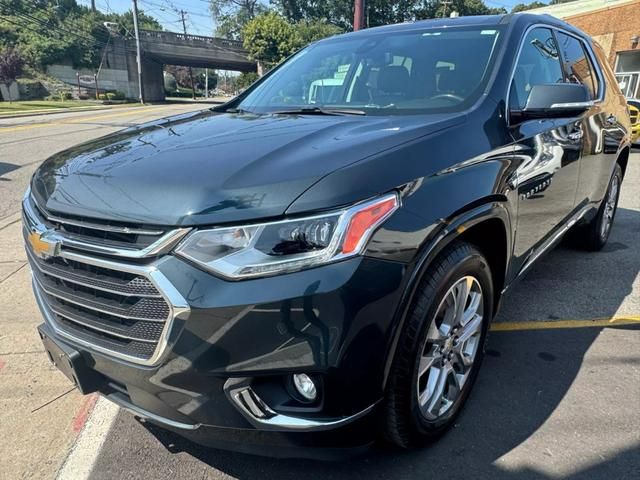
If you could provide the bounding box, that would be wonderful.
[381,200,512,390]
[617,146,630,179]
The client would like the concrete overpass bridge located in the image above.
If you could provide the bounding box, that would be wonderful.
[132,30,257,101]
[137,30,256,71]
[45,30,257,102]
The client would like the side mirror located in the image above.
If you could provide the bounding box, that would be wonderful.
[511,83,592,122]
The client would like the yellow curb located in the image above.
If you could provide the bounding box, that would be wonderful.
[491,316,640,332]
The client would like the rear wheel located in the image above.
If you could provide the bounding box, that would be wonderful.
[573,163,622,251]
[384,242,493,448]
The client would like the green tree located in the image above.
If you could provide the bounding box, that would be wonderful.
[293,20,342,48]
[0,47,25,102]
[0,1,162,70]
[236,71,259,89]
[210,0,266,39]
[103,10,163,37]
[511,1,547,12]
[273,0,507,29]
[243,12,297,70]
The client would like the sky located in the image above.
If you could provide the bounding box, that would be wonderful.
[76,0,533,37]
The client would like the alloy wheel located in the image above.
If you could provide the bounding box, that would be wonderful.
[416,276,484,421]
[600,173,620,240]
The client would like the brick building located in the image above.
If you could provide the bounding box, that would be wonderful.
[530,0,640,100]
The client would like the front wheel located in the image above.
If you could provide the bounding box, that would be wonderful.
[383,242,493,448]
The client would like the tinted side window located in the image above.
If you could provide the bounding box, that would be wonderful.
[510,28,564,110]
[556,32,598,99]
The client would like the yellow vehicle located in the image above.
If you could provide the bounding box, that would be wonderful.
[629,102,640,144]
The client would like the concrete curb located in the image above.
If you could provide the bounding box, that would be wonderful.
[56,397,120,480]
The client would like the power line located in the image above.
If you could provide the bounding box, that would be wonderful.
[1,8,112,50]
[6,1,115,46]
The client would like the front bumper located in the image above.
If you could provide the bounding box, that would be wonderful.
[631,124,640,144]
[32,253,408,454]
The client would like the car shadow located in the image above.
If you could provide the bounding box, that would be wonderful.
[101,206,640,479]
[0,162,19,181]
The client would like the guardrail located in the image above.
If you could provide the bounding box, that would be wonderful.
[139,30,245,51]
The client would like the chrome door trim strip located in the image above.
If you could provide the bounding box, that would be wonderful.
[519,205,591,276]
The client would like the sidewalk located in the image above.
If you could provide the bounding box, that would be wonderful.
[0,214,92,480]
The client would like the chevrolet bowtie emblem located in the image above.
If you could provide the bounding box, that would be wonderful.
[28,231,61,259]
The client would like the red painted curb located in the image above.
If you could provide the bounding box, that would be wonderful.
[72,393,98,433]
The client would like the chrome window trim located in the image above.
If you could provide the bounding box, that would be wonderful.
[31,249,190,367]
[505,23,606,126]
[553,29,605,102]
[23,190,191,259]
[550,101,595,109]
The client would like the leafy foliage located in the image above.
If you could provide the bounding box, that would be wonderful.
[294,20,342,46]
[0,1,162,70]
[165,66,218,92]
[236,71,260,89]
[272,0,507,29]
[210,0,267,39]
[243,12,343,68]
[0,47,25,85]
[243,12,298,66]
[511,1,548,12]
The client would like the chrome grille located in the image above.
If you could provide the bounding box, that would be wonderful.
[24,193,190,259]
[31,199,166,249]
[24,190,190,366]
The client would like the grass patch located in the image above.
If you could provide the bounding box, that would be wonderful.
[0,100,103,114]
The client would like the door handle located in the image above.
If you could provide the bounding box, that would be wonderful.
[567,130,583,141]
[606,114,617,126]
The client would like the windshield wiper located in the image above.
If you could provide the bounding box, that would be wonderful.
[219,107,253,114]
[271,106,367,116]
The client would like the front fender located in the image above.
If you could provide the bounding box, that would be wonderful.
[379,200,513,391]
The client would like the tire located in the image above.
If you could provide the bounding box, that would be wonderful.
[573,163,622,251]
[383,241,493,448]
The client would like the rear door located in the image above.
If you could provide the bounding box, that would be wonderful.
[509,27,583,268]
[557,36,626,209]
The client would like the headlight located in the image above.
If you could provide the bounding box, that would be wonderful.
[174,193,399,279]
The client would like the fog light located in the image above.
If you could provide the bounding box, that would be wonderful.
[292,373,317,402]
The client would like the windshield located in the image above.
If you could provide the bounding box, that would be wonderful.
[238,26,503,116]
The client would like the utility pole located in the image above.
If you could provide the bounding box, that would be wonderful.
[353,0,365,31]
[353,0,364,32]
[180,10,197,100]
[132,0,144,104]
[205,68,209,99]
[440,0,453,18]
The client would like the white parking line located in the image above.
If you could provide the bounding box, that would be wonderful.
[56,397,119,480]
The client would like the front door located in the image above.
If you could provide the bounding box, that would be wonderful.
[508,27,582,271]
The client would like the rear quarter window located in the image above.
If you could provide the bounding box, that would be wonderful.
[556,32,600,99]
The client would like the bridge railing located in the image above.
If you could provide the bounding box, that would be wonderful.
[139,30,246,51]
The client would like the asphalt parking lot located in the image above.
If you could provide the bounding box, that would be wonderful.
[0,107,638,479]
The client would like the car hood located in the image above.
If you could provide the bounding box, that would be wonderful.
[32,109,464,226]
